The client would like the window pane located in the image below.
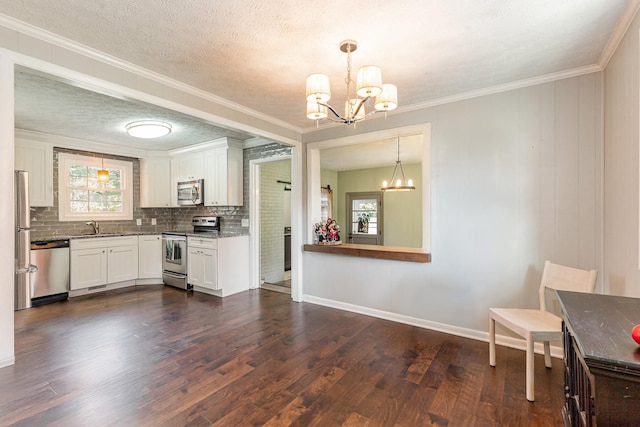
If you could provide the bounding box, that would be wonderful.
[69,190,89,202]
[352,199,378,234]
[70,200,88,213]
[69,165,88,177]
[69,174,87,188]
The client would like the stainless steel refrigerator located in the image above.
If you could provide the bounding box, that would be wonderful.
[15,170,37,310]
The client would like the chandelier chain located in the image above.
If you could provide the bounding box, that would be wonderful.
[345,44,353,119]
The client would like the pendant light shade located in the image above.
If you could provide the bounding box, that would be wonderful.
[306,73,331,103]
[356,65,383,98]
[97,155,109,183]
[307,101,328,120]
[375,84,398,111]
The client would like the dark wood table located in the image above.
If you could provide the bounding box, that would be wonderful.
[557,291,640,426]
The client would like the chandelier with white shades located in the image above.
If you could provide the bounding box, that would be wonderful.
[306,40,398,126]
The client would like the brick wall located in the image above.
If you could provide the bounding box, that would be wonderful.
[259,159,291,284]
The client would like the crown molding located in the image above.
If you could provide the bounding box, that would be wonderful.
[302,64,602,134]
[404,64,603,113]
[15,128,149,158]
[0,13,301,135]
[599,0,640,68]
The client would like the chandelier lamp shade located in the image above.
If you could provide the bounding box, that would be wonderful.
[381,137,415,192]
[125,120,172,139]
[306,40,398,125]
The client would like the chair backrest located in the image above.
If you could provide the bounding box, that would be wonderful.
[538,260,598,311]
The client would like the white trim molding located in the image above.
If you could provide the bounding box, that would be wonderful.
[303,294,564,359]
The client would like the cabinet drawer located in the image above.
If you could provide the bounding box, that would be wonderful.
[71,235,139,250]
[187,236,217,249]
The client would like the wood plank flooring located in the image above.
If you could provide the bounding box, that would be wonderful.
[0,286,565,426]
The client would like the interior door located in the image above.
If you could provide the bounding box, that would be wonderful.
[346,192,383,245]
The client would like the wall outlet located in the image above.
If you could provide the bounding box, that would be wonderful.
[241,218,249,227]
[136,218,142,226]
[151,218,157,225]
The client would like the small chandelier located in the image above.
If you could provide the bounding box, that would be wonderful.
[306,40,398,126]
[381,137,415,192]
[126,120,172,139]
[97,154,109,183]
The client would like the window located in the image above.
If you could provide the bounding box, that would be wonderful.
[58,152,133,221]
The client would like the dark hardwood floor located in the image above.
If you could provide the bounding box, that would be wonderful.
[0,286,565,426]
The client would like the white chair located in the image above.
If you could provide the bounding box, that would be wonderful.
[489,260,597,402]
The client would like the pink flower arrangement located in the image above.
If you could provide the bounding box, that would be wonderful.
[314,218,341,243]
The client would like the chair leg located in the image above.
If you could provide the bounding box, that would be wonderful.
[543,341,552,368]
[489,316,496,366]
[526,336,535,402]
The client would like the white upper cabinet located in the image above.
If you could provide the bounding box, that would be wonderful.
[140,157,171,208]
[171,152,204,183]
[204,138,243,206]
[167,137,244,207]
[15,139,54,207]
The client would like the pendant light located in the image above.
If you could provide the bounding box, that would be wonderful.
[381,137,415,192]
[97,155,109,183]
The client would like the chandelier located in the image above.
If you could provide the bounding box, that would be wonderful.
[381,137,415,192]
[306,40,398,126]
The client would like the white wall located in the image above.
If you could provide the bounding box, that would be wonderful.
[603,14,640,297]
[0,54,15,367]
[303,73,603,334]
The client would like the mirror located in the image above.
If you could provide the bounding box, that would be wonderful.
[307,125,430,250]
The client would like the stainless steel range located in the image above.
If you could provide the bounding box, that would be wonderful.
[162,216,221,290]
[162,233,189,290]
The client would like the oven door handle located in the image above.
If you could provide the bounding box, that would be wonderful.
[162,271,186,279]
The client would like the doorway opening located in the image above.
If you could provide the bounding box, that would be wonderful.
[258,158,292,294]
[346,192,383,245]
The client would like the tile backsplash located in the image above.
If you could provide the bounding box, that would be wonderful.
[29,143,291,240]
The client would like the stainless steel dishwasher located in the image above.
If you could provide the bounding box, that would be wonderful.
[30,240,70,306]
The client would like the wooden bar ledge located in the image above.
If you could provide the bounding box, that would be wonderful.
[303,243,431,263]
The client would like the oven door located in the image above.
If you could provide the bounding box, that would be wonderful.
[162,235,187,275]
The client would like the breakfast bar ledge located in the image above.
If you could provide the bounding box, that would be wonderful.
[303,243,431,263]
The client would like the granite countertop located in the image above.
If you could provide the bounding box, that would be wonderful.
[32,230,249,243]
[31,231,159,243]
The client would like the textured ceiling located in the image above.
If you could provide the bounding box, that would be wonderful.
[2,1,635,153]
[14,69,257,151]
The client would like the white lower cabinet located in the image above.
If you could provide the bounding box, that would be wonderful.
[187,236,218,290]
[187,235,250,296]
[70,236,139,290]
[70,247,107,289]
[138,235,162,279]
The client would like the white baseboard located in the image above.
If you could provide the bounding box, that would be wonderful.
[302,294,563,359]
[0,355,15,368]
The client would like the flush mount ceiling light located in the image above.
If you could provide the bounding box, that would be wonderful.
[306,40,398,127]
[381,137,415,192]
[125,120,172,139]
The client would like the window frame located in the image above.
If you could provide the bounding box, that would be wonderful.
[58,152,133,221]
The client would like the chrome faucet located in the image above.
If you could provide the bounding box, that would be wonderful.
[86,220,100,234]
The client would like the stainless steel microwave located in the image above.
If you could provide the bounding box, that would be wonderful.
[177,179,204,205]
